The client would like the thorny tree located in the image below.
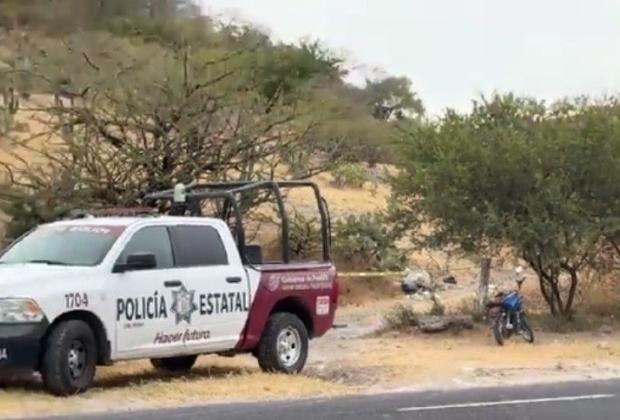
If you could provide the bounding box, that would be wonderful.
[0,32,346,237]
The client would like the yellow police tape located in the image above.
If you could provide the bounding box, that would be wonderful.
[338,271,407,278]
[338,266,477,278]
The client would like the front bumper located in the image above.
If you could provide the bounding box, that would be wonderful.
[0,321,48,372]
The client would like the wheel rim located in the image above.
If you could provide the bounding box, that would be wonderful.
[277,327,302,368]
[67,340,86,380]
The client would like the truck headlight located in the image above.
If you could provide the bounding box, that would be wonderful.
[0,299,45,323]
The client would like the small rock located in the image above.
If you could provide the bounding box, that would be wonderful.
[402,269,432,290]
[599,325,614,335]
[418,315,474,333]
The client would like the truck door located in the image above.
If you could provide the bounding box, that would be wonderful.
[113,226,186,358]
[168,224,250,352]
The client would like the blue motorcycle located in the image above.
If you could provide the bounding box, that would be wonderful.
[487,289,535,346]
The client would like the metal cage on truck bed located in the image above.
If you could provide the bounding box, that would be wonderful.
[143,180,332,265]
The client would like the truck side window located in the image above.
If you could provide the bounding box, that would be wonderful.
[118,226,174,269]
[170,225,229,267]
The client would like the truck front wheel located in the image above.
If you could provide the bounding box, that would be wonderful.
[41,320,98,396]
[256,313,309,374]
[150,355,197,372]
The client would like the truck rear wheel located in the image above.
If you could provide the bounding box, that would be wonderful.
[256,313,308,374]
[150,355,197,372]
[41,320,98,396]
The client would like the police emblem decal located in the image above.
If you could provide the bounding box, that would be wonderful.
[170,284,198,325]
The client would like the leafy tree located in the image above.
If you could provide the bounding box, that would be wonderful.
[392,94,620,318]
[364,76,424,121]
[251,41,343,106]
[0,0,199,33]
[304,83,400,165]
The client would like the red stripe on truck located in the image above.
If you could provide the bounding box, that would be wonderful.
[235,263,338,351]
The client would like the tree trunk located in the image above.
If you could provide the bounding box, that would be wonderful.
[539,278,557,315]
[560,264,579,319]
[478,257,491,313]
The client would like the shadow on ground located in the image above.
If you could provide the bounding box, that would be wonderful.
[0,364,251,393]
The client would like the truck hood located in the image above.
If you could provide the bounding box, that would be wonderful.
[0,264,94,297]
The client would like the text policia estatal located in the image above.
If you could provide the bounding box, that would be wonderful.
[116,291,250,322]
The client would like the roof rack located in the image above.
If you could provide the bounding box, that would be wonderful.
[144,180,332,264]
[68,207,159,219]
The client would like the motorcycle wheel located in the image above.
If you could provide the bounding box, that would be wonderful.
[520,316,535,343]
[492,318,505,346]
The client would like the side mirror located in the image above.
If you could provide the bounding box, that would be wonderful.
[113,253,157,273]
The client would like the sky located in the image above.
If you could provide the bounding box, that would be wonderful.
[201,0,620,115]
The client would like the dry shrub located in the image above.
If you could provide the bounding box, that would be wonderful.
[451,297,483,323]
[338,276,401,306]
[576,273,620,318]
[528,275,619,333]
[383,304,419,331]
[428,295,445,316]
[529,312,601,333]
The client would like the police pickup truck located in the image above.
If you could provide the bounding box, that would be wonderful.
[0,181,338,396]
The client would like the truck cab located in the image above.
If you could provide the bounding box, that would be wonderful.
[0,181,338,396]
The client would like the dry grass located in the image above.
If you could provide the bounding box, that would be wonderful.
[578,282,620,318]
[337,276,402,306]
[450,297,484,323]
[0,356,347,419]
[326,328,620,390]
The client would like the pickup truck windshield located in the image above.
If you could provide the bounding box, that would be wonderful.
[0,225,125,267]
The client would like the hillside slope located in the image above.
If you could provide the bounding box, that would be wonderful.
[0,101,482,281]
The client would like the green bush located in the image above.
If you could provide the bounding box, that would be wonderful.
[333,212,407,271]
[332,163,366,189]
[287,209,322,260]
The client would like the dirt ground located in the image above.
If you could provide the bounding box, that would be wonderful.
[3,293,620,419]
[315,300,620,389]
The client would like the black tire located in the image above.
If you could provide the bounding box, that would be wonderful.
[150,355,197,372]
[492,318,505,346]
[41,320,98,396]
[256,313,309,374]
[520,316,535,343]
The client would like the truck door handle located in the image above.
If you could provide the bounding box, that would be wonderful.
[164,280,182,288]
[226,277,242,284]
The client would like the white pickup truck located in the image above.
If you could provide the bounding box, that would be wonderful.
[0,181,338,396]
